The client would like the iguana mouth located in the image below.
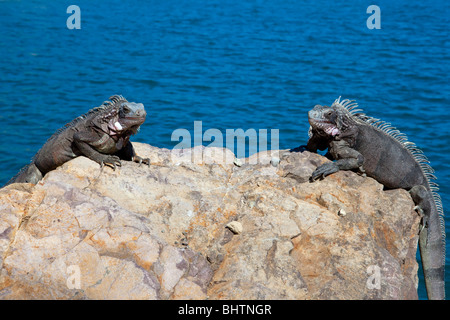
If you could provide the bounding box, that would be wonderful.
[108,119,143,136]
[112,115,146,132]
[324,126,339,136]
[310,119,340,136]
[122,116,145,121]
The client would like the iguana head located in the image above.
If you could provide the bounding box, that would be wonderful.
[114,100,147,135]
[308,100,356,138]
[94,95,147,137]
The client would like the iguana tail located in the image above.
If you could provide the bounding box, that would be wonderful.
[411,185,446,300]
[419,207,446,300]
[3,163,43,187]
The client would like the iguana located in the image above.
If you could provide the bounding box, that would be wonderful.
[4,95,149,186]
[305,97,445,300]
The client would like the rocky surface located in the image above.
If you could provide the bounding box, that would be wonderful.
[0,143,421,299]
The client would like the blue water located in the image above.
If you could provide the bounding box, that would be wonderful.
[0,0,449,299]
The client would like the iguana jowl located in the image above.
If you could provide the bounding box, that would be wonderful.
[5,95,149,186]
[306,97,445,300]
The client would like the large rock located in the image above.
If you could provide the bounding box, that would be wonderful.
[0,143,420,299]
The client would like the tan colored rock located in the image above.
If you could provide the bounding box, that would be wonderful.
[0,143,420,299]
[225,221,243,234]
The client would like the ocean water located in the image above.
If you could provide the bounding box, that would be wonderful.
[0,0,448,299]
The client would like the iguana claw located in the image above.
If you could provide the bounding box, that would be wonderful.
[413,205,424,217]
[133,155,150,167]
[101,155,122,171]
[310,162,339,181]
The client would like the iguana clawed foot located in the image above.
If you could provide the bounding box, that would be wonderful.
[310,162,339,181]
[132,155,151,167]
[100,155,122,170]
[412,204,429,237]
[100,155,150,170]
[413,205,424,217]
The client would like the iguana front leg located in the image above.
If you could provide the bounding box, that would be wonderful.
[115,141,150,166]
[73,131,122,170]
[311,139,364,181]
[306,131,330,153]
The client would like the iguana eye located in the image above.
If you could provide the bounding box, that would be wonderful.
[120,103,131,116]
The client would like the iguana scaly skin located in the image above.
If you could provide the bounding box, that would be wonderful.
[306,97,445,300]
[5,95,149,186]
